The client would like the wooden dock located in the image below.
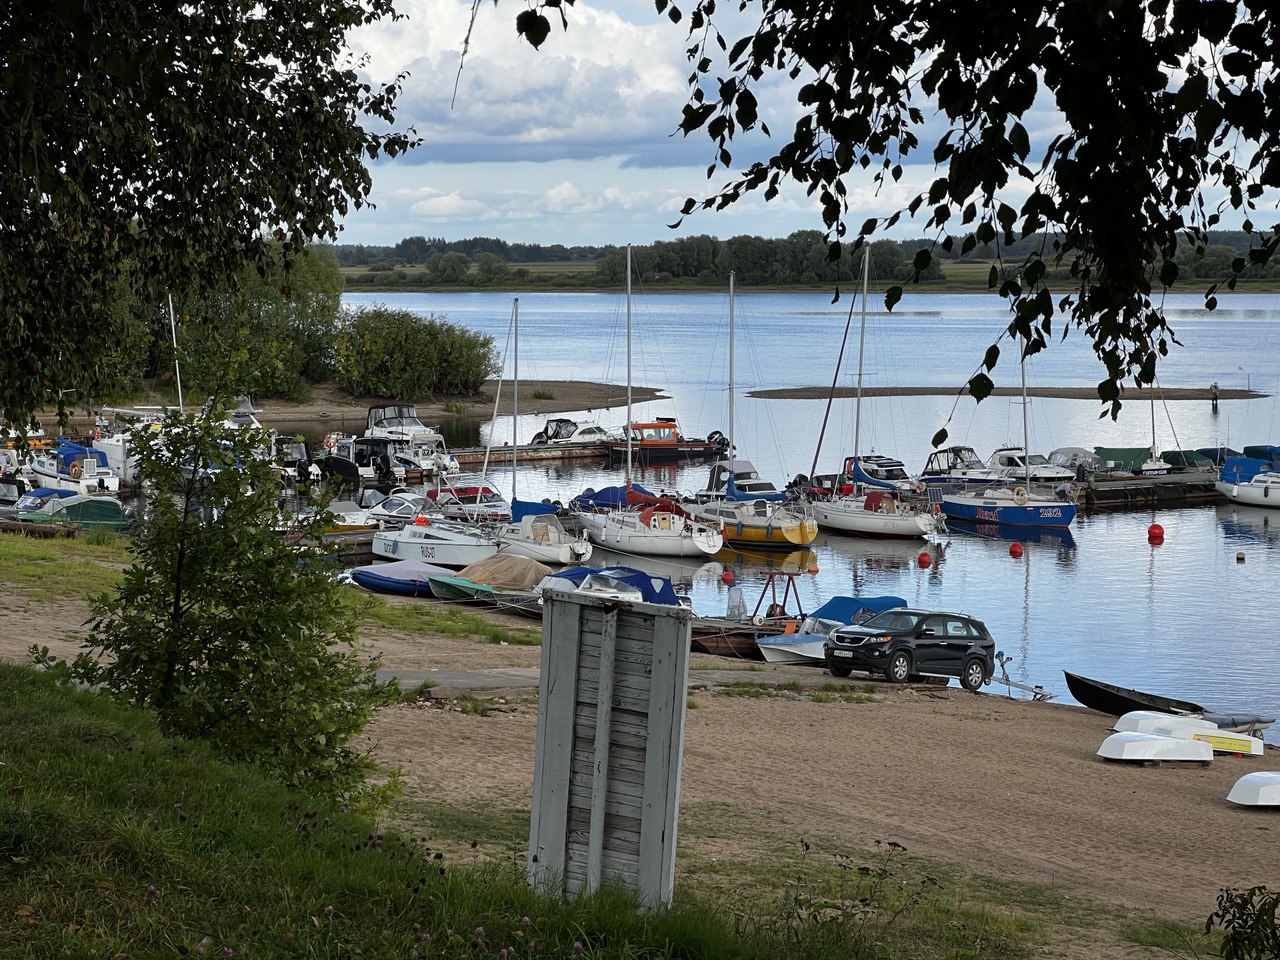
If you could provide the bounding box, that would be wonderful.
[450,443,609,467]
[1082,472,1222,509]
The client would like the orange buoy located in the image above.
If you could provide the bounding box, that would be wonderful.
[807,563,820,575]
[1009,542,1024,558]
[917,551,932,568]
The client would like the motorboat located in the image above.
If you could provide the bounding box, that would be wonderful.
[986,447,1075,483]
[755,595,907,665]
[373,516,502,569]
[919,446,1002,487]
[531,418,610,446]
[315,434,408,486]
[10,492,131,533]
[537,565,683,605]
[0,470,32,508]
[1217,454,1280,508]
[425,483,512,522]
[364,403,446,448]
[601,417,729,464]
[367,491,434,529]
[29,441,120,495]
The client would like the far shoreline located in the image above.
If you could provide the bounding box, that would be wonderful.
[749,385,1266,401]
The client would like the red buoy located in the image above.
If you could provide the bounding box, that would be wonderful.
[1148,523,1165,540]
[807,563,820,575]
[917,551,932,568]
[720,570,734,585]
[1009,542,1024,558]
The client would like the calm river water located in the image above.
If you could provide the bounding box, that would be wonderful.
[343,289,1280,736]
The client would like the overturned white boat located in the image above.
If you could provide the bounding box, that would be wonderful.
[1097,731,1213,764]
[1227,772,1280,807]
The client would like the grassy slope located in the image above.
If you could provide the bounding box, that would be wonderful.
[0,663,1035,959]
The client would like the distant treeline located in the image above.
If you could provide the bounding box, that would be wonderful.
[338,229,1277,289]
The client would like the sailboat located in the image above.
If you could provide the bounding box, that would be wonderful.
[1136,387,1172,476]
[810,249,942,539]
[575,247,724,558]
[940,354,1078,528]
[491,298,593,566]
[687,273,818,550]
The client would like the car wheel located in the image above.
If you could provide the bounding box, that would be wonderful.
[885,650,912,684]
[961,658,986,692]
[828,664,853,678]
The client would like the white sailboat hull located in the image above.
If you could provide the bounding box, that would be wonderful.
[1217,477,1280,508]
[580,512,723,557]
[498,537,592,566]
[814,498,938,539]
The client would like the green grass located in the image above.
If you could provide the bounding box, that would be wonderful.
[351,590,542,646]
[443,400,469,414]
[1120,918,1217,953]
[528,389,555,401]
[0,663,1046,959]
[0,532,128,602]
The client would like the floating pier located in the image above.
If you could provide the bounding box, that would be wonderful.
[1082,473,1222,509]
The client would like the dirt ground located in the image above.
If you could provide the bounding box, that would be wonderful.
[43,380,666,434]
[5,591,1275,949]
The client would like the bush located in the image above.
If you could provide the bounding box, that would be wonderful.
[336,307,499,399]
[1207,886,1279,960]
[42,403,393,798]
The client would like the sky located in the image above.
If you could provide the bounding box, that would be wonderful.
[338,0,1068,249]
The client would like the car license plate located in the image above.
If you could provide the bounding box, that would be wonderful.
[833,650,853,658]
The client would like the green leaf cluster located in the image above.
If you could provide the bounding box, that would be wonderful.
[519,0,1280,417]
[1,1,417,431]
[336,307,500,400]
[61,402,393,798]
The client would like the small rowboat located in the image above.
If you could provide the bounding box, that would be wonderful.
[1063,671,1205,716]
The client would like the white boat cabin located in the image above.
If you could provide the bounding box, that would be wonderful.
[365,403,447,450]
[986,446,1075,482]
[533,418,610,445]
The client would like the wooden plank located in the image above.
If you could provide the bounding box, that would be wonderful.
[527,599,583,895]
[585,609,618,894]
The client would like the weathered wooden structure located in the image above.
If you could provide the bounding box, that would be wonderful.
[527,590,691,907]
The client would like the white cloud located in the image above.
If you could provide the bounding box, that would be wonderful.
[407,189,493,219]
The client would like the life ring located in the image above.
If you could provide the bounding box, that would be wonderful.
[1012,486,1028,506]
[323,433,338,453]
[68,460,83,480]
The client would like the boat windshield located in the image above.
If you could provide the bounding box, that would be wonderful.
[1027,454,1051,466]
[632,426,678,442]
[861,610,925,632]
[378,416,425,429]
[14,493,46,510]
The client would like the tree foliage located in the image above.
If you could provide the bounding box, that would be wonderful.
[48,403,393,796]
[1,1,416,434]
[336,307,499,399]
[516,0,1280,424]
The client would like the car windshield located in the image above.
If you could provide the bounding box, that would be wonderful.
[861,610,925,632]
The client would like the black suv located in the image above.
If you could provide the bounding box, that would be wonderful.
[824,608,997,691]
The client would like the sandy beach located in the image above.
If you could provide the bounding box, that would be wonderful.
[5,587,1274,954]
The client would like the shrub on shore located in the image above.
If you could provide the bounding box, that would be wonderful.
[336,307,499,399]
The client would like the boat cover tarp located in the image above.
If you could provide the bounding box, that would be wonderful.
[1219,456,1276,484]
[1160,449,1213,470]
[348,559,454,596]
[55,440,109,468]
[457,554,552,590]
[569,483,661,510]
[28,487,78,501]
[810,595,908,624]
[545,565,680,605]
[1093,447,1155,471]
[724,476,786,502]
[511,497,558,521]
[1196,446,1242,465]
[849,461,899,491]
[1242,444,1280,463]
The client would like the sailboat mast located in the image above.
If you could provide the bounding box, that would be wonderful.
[851,248,870,490]
[728,271,735,463]
[1150,387,1157,459]
[626,244,633,483]
[1021,351,1031,487]
[512,297,519,501]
